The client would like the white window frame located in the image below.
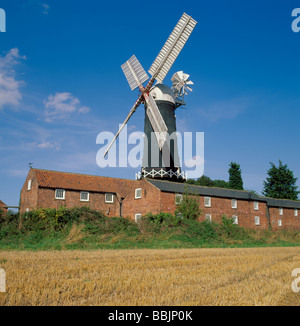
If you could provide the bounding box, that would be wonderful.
[175,194,183,205]
[294,209,298,217]
[105,193,114,203]
[278,219,282,227]
[135,213,142,222]
[279,207,283,216]
[205,214,212,222]
[80,191,89,202]
[253,201,259,211]
[27,179,32,191]
[55,189,65,200]
[135,188,142,199]
[231,199,237,209]
[232,215,238,225]
[254,216,260,226]
[204,196,211,207]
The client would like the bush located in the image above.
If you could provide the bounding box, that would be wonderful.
[0,210,21,239]
[69,206,105,223]
[219,215,249,240]
[175,187,201,220]
[140,212,181,233]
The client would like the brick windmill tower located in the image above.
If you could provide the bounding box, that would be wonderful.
[104,13,197,182]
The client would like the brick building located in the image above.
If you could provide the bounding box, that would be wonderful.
[20,168,300,231]
[0,200,7,213]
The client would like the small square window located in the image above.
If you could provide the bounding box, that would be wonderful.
[105,193,114,203]
[294,209,298,217]
[27,180,32,191]
[135,188,142,199]
[279,208,283,216]
[254,216,260,225]
[80,191,89,202]
[231,199,237,209]
[135,213,142,222]
[278,219,282,227]
[205,214,212,222]
[204,197,211,207]
[254,201,259,210]
[55,189,65,200]
[175,194,183,205]
[232,215,238,225]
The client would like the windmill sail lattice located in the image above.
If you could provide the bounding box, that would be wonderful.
[121,55,149,91]
[148,13,197,84]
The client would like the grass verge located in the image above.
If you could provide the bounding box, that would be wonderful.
[0,207,300,250]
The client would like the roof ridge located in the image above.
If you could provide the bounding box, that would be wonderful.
[148,179,255,194]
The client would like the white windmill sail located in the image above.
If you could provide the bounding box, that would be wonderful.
[121,55,149,91]
[148,13,197,84]
[143,92,168,149]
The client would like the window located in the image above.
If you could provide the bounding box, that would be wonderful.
[232,215,238,225]
[175,194,183,205]
[279,208,283,216]
[80,191,89,202]
[254,201,259,211]
[105,193,114,203]
[278,219,282,227]
[55,189,65,200]
[204,197,211,207]
[135,188,142,199]
[231,199,237,209]
[254,216,260,226]
[205,214,212,222]
[27,180,32,191]
[176,212,183,219]
[135,213,142,222]
[294,209,298,217]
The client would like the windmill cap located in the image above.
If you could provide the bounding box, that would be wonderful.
[150,84,175,105]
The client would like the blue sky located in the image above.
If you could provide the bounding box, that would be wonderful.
[0,0,300,206]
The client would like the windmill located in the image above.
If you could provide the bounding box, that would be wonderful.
[104,12,197,181]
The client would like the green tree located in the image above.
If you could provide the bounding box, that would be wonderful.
[262,160,299,200]
[186,179,196,185]
[175,186,201,220]
[213,179,230,189]
[228,162,244,190]
[187,176,230,189]
[195,175,214,187]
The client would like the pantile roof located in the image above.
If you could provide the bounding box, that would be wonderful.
[33,168,136,198]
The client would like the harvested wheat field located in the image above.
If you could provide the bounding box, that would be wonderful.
[0,247,300,306]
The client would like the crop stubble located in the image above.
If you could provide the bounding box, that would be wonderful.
[0,247,299,306]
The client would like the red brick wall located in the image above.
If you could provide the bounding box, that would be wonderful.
[122,179,161,219]
[269,207,300,231]
[37,188,120,217]
[0,201,7,213]
[20,168,39,213]
[159,191,269,229]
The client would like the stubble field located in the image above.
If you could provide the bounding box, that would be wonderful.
[0,247,299,306]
